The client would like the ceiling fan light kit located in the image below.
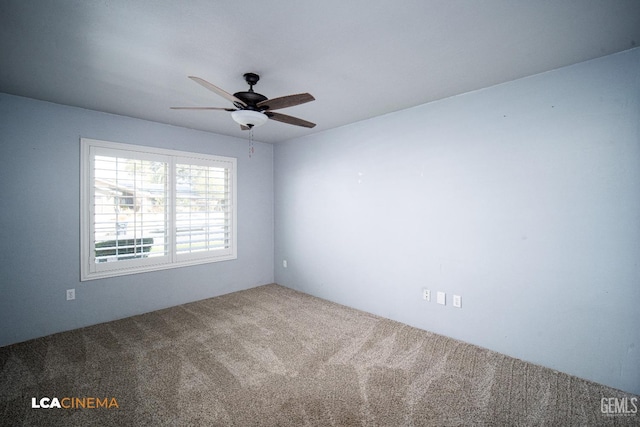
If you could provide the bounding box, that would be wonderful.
[171,72,316,131]
[231,110,268,128]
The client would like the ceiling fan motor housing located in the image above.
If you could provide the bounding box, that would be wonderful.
[233,91,268,110]
[233,72,268,110]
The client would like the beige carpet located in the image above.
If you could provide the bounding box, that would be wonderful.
[0,284,637,426]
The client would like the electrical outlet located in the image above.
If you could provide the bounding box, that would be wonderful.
[453,294,461,308]
[437,291,446,305]
[422,288,430,301]
[66,289,75,301]
[283,260,287,268]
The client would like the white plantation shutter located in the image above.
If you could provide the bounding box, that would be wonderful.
[175,160,233,261]
[92,150,170,268]
[81,139,236,281]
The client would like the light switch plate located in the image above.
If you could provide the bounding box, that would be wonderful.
[453,294,461,308]
[437,291,446,305]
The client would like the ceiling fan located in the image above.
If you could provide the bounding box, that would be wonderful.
[171,73,316,130]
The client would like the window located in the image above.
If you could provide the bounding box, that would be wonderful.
[80,138,236,280]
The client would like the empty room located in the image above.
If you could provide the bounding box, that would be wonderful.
[1,1,639,425]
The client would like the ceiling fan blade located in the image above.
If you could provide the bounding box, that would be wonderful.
[188,76,246,107]
[170,106,235,111]
[257,93,315,111]
[266,112,316,128]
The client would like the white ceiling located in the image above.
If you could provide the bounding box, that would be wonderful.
[1,0,639,144]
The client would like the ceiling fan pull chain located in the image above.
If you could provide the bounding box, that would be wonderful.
[249,128,255,159]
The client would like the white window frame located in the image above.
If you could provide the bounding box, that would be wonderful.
[80,138,237,281]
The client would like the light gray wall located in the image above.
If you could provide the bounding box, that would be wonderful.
[274,48,640,395]
[0,93,274,347]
